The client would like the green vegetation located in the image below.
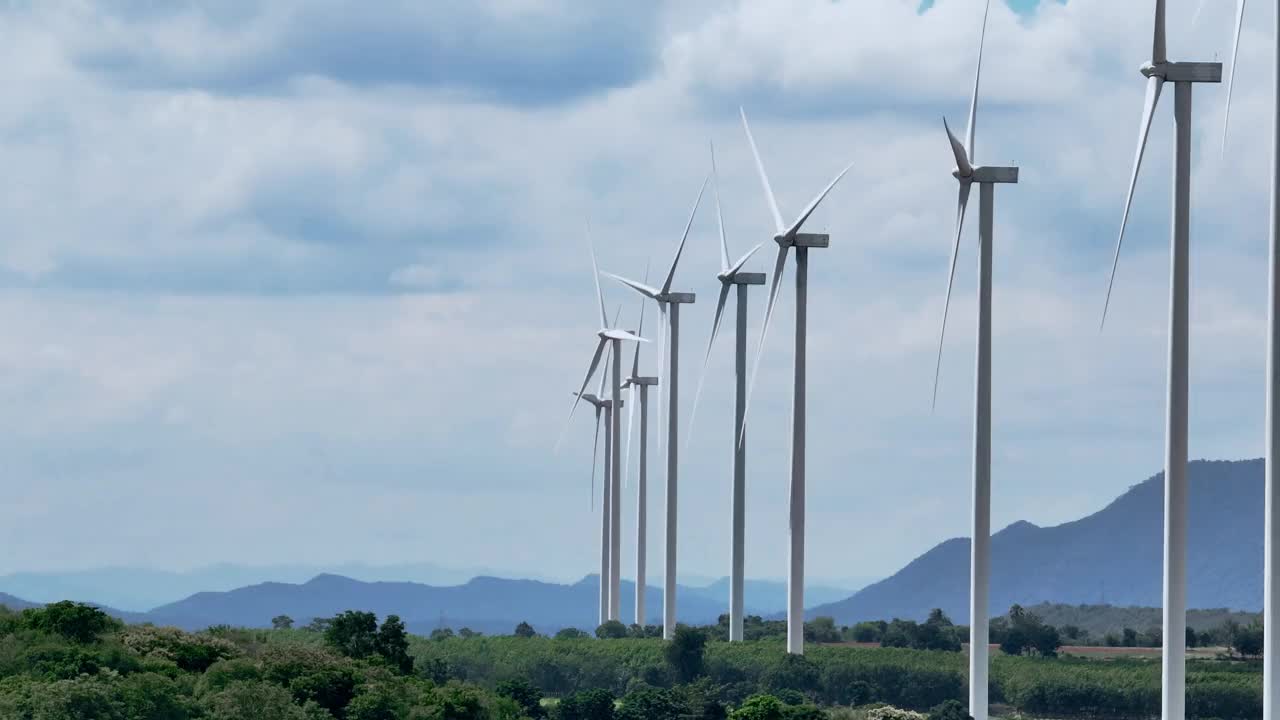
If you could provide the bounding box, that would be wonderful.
[0,601,1266,719]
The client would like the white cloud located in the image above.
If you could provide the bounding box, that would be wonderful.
[0,0,1272,588]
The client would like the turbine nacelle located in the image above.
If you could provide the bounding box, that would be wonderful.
[1140,60,1223,83]
[718,271,766,286]
[773,233,830,250]
[954,166,1021,184]
[624,376,659,388]
[575,391,622,410]
[598,329,648,344]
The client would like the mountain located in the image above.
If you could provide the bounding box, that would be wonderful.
[0,593,38,611]
[811,459,1265,624]
[144,574,749,634]
[684,579,865,613]
[0,562,531,612]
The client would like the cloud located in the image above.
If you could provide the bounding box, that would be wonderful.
[64,1,666,104]
[0,0,1272,587]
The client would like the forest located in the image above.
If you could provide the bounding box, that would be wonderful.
[0,602,1264,719]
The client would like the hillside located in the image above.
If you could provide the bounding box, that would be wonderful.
[811,459,1265,623]
[1022,603,1260,637]
[145,574,741,633]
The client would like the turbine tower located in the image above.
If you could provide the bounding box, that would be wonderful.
[689,141,764,643]
[739,109,854,655]
[604,177,707,639]
[1101,3,1221,718]
[574,382,617,627]
[624,293,658,628]
[929,4,1018,719]
[1219,3,1277,717]
[560,240,646,624]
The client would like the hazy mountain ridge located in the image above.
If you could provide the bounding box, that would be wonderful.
[0,574,856,634]
[810,459,1265,623]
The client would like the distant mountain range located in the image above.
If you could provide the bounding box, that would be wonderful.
[3,459,1270,632]
[811,459,1266,624]
[0,562,532,612]
[0,563,863,616]
[0,573,858,634]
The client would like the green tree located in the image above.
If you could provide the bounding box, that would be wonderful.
[803,617,840,644]
[730,694,784,720]
[929,699,973,720]
[1232,623,1264,658]
[375,615,413,674]
[664,626,707,683]
[22,602,119,644]
[616,687,686,720]
[431,627,456,642]
[324,611,379,660]
[29,677,125,720]
[497,678,547,719]
[272,615,295,630]
[515,621,538,638]
[203,681,306,720]
[555,628,590,640]
[557,688,615,720]
[459,627,482,639]
[595,621,628,639]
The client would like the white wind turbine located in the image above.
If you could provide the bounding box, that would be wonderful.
[574,367,618,627]
[623,289,658,628]
[603,177,707,640]
[929,4,1018,720]
[1101,3,1222,718]
[739,108,854,655]
[688,141,764,643]
[559,241,647,624]
[1218,2,1277,716]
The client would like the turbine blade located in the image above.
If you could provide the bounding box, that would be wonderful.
[662,175,710,295]
[625,383,636,490]
[740,245,790,446]
[688,281,733,448]
[944,118,974,177]
[1222,0,1246,157]
[589,226,608,329]
[741,107,786,235]
[1191,0,1208,27]
[656,304,668,456]
[591,406,602,510]
[932,181,973,411]
[728,243,765,277]
[603,329,648,343]
[966,0,991,165]
[557,338,608,452]
[1153,0,1167,64]
[631,297,647,378]
[1102,75,1164,330]
[603,272,660,301]
[786,160,855,237]
[597,335,613,398]
[712,140,732,273]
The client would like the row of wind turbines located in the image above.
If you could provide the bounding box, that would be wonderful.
[561,2,1280,720]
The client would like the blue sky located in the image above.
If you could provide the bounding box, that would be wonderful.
[0,0,1272,587]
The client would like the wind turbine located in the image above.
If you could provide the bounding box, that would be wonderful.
[688,141,764,643]
[1219,2,1278,716]
[574,379,617,627]
[603,177,707,640]
[1101,3,1221,719]
[623,291,658,628]
[739,108,854,655]
[560,240,647,624]
[929,3,1017,720]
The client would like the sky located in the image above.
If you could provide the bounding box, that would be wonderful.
[0,0,1274,588]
